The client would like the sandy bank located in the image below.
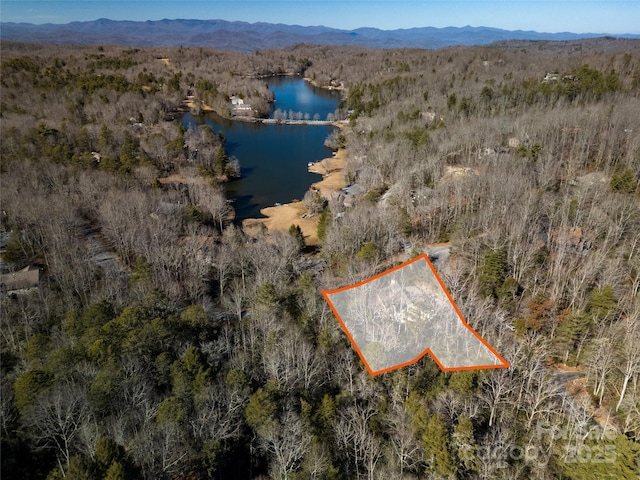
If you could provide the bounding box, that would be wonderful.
[242,149,347,246]
[183,98,215,113]
[243,201,321,246]
[309,149,347,198]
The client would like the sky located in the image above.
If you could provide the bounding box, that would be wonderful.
[1,0,638,34]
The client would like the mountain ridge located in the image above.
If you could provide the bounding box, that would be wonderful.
[2,18,638,52]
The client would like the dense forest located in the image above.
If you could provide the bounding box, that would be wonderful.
[1,38,639,479]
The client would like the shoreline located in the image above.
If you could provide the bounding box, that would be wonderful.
[242,149,347,246]
[262,118,345,126]
[304,77,346,91]
[308,149,347,198]
[175,71,348,121]
[204,113,348,128]
[178,75,348,244]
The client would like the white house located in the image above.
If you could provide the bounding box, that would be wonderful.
[230,96,244,106]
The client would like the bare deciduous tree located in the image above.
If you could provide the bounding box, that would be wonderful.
[26,382,91,475]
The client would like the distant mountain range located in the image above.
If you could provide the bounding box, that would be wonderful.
[2,18,638,52]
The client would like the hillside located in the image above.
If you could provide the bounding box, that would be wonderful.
[1,38,639,479]
[2,18,639,52]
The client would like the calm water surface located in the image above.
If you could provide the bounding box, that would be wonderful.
[183,77,340,222]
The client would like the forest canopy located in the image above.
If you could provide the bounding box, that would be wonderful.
[1,38,639,479]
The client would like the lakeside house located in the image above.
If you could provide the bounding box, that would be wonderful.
[230,95,253,114]
[230,96,244,106]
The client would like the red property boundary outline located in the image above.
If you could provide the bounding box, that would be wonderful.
[322,254,511,376]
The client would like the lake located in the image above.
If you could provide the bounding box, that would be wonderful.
[182,77,341,222]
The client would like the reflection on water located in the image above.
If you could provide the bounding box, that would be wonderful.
[268,75,340,120]
[182,78,341,222]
